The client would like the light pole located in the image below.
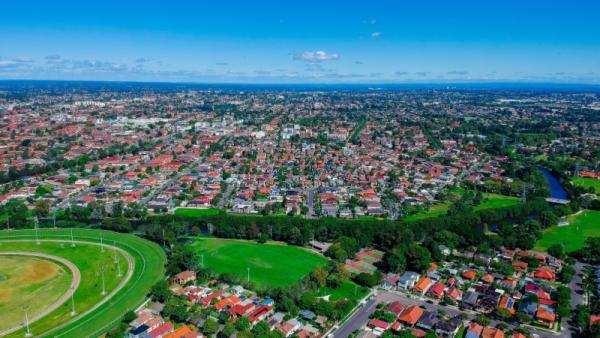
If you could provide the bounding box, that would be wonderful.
[23,305,31,337]
[70,287,76,316]
[34,217,40,245]
[100,266,106,295]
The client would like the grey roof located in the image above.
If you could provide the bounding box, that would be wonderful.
[399,271,420,283]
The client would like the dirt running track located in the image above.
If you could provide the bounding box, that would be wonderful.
[0,252,81,337]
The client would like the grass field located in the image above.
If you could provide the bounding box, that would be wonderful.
[474,192,520,210]
[175,207,220,217]
[190,237,327,288]
[405,190,519,222]
[0,229,165,338]
[572,177,600,194]
[536,210,600,252]
[311,280,368,302]
[0,256,72,332]
[404,202,451,221]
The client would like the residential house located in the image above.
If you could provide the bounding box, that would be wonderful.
[413,277,434,295]
[416,311,440,331]
[398,305,424,326]
[465,322,483,338]
[398,272,420,290]
[482,327,504,338]
[435,317,462,337]
[385,301,405,319]
[170,271,196,286]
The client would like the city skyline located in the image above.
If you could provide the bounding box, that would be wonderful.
[1,0,600,84]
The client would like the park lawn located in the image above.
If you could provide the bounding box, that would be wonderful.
[572,177,600,194]
[0,229,165,338]
[535,210,600,252]
[474,192,519,210]
[311,280,368,302]
[0,256,72,332]
[404,202,450,221]
[405,190,518,222]
[190,237,327,288]
[175,207,220,217]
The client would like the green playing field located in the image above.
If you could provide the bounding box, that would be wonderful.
[190,237,328,288]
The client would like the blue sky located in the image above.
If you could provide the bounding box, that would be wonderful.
[1,1,599,83]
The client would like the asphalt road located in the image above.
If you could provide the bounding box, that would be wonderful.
[564,261,587,338]
[332,297,377,338]
[217,182,235,209]
[306,188,316,218]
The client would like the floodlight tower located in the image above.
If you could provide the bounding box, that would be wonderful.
[34,217,40,245]
[100,266,106,296]
[23,305,32,337]
[70,286,76,316]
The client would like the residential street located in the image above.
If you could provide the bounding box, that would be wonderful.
[332,298,377,338]
[564,261,587,337]
[306,188,316,218]
[332,289,568,338]
[217,182,235,209]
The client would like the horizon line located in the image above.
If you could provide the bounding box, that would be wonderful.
[2,78,600,88]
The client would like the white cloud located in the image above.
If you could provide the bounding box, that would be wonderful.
[293,50,339,63]
[447,70,469,75]
[371,32,382,38]
[0,58,34,71]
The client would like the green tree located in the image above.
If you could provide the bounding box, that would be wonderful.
[405,244,432,272]
[123,310,136,323]
[547,243,565,259]
[235,316,251,331]
[219,322,235,338]
[163,297,187,322]
[380,245,407,272]
[150,280,170,303]
[474,314,491,326]
[494,307,513,320]
[251,321,270,336]
[34,199,51,218]
[310,267,329,288]
[5,199,28,228]
[203,318,219,335]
